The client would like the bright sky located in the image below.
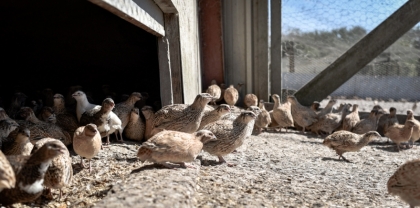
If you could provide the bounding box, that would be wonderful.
[281,0,417,33]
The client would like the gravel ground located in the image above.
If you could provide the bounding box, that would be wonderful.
[7,129,417,208]
[5,99,420,208]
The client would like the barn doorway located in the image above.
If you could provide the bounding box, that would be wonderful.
[0,0,160,110]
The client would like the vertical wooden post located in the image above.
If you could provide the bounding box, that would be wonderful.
[198,0,224,90]
[252,0,269,102]
[270,0,282,101]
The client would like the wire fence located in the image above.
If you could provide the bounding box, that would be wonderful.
[281,0,420,101]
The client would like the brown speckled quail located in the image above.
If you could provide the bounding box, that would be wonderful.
[406,110,420,148]
[317,99,337,118]
[37,106,56,124]
[1,126,33,156]
[52,93,79,140]
[342,104,360,132]
[323,130,381,162]
[385,120,415,151]
[141,106,155,141]
[202,111,257,166]
[12,107,72,146]
[73,124,102,172]
[387,158,420,208]
[205,80,222,105]
[31,138,72,200]
[0,150,15,192]
[112,92,142,142]
[288,95,317,134]
[271,94,294,132]
[198,104,231,130]
[223,85,239,107]
[137,129,217,169]
[80,98,120,145]
[0,141,66,206]
[255,100,271,134]
[123,107,145,142]
[151,93,213,136]
[352,109,384,134]
[243,94,258,109]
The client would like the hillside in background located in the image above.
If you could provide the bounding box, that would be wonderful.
[281,26,420,76]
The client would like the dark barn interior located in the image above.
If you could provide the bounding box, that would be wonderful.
[0,0,161,111]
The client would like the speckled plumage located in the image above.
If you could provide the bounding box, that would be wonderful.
[288,96,317,133]
[323,130,381,162]
[1,126,32,156]
[223,85,239,107]
[31,138,72,199]
[255,100,271,134]
[202,111,257,164]
[53,94,79,141]
[141,106,155,140]
[205,80,222,105]
[0,141,65,205]
[352,110,384,134]
[80,98,120,145]
[243,94,258,109]
[385,120,415,151]
[0,119,19,139]
[342,104,360,131]
[13,107,71,146]
[113,92,142,142]
[382,107,399,136]
[0,150,15,192]
[151,93,213,136]
[271,94,294,132]
[406,110,420,148]
[73,124,102,172]
[0,107,10,120]
[137,129,217,168]
[198,104,231,130]
[37,106,56,124]
[387,158,420,208]
[317,99,337,118]
[123,107,145,141]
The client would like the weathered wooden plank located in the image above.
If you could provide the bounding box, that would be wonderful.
[198,0,224,90]
[252,0,269,102]
[165,13,183,104]
[172,0,202,104]
[157,36,173,106]
[294,0,420,106]
[153,0,177,13]
[270,0,282,101]
[89,0,165,37]
[222,1,250,106]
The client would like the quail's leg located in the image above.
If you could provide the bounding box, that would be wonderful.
[118,130,124,142]
[44,187,53,200]
[105,134,110,145]
[218,156,236,167]
[177,162,196,169]
[80,156,88,168]
[89,159,92,173]
[59,189,63,201]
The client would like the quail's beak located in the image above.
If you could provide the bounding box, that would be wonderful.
[58,147,66,154]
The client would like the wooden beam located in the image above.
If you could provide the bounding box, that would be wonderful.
[198,0,224,90]
[153,0,177,13]
[270,0,282,101]
[157,36,174,106]
[164,13,183,104]
[89,0,165,37]
[252,0,269,102]
[294,0,420,106]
